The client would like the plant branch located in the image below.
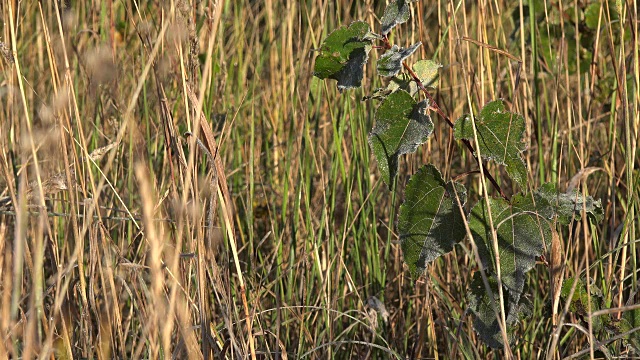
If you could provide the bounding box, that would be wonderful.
[380,35,508,201]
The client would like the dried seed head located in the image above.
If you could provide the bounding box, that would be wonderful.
[167,22,189,44]
[52,87,70,113]
[0,41,14,64]
[62,11,76,32]
[26,170,72,203]
[138,21,154,38]
[38,104,55,123]
[20,126,61,155]
[85,45,116,85]
[88,143,117,162]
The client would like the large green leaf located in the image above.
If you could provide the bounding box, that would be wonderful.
[368,90,433,187]
[469,197,550,306]
[468,273,531,349]
[531,183,604,224]
[380,0,415,35]
[313,21,374,91]
[398,164,467,277]
[467,186,603,348]
[377,42,421,77]
[454,100,527,187]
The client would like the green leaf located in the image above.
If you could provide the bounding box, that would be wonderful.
[454,100,528,187]
[364,59,440,101]
[468,273,531,349]
[380,0,415,35]
[509,183,603,229]
[560,278,603,310]
[363,73,414,101]
[469,197,549,305]
[398,164,467,277]
[412,59,441,88]
[585,1,619,30]
[377,42,421,77]
[560,277,590,308]
[560,277,606,332]
[468,274,505,349]
[313,21,373,91]
[368,90,433,187]
[532,183,604,224]
[584,3,601,30]
[621,307,640,352]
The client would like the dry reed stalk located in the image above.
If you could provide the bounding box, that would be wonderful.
[185,84,254,359]
[135,163,167,358]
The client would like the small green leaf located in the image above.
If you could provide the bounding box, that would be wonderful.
[560,277,589,306]
[454,100,528,187]
[313,21,373,91]
[584,3,601,30]
[380,0,416,35]
[368,90,433,187]
[363,73,414,101]
[412,59,441,88]
[398,164,467,277]
[364,59,440,102]
[560,277,605,331]
[377,42,421,77]
[469,197,549,305]
[621,307,640,352]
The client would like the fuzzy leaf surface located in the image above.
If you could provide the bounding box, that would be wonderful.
[363,73,414,101]
[454,100,527,187]
[531,183,604,224]
[469,197,550,306]
[377,42,421,77]
[313,21,373,91]
[398,164,467,277]
[380,0,415,35]
[468,273,531,349]
[412,59,441,87]
[364,59,440,101]
[368,90,433,187]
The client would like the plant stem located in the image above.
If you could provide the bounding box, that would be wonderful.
[380,36,508,201]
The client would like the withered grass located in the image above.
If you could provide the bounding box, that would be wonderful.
[0,0,638,359]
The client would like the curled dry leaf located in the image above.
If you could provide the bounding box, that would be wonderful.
[25,171,72,203]
[566,167,602,192]
[367,296,390,323]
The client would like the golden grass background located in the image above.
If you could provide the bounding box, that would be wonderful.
[0,0,638,358]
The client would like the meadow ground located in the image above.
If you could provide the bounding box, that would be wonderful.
[0,0,638,358]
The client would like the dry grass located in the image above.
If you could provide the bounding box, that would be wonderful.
[0,0,638,359]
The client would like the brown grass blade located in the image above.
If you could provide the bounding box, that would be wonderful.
[549,227,564,326]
